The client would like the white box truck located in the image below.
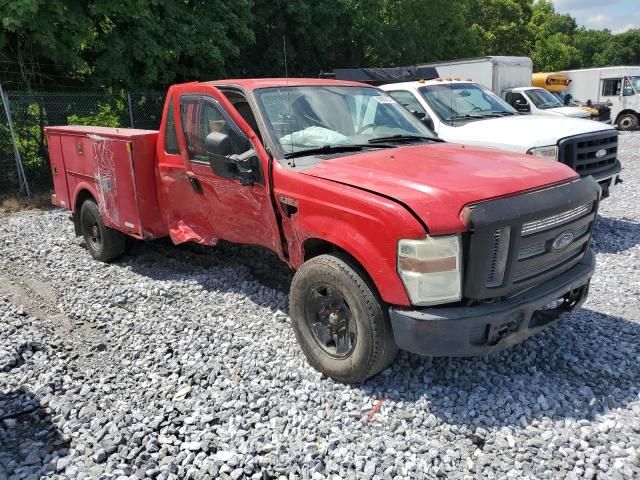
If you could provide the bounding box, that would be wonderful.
[560,66,640,130]
[417,56,533,93]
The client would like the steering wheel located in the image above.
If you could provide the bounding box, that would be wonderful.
[356,123,376,135]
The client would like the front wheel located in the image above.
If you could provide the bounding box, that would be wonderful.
[289,254,398,383]
[80,199,126,262]
[617,113,639,131]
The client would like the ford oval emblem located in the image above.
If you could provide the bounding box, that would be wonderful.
[552,231,575,251]
[596,149,607,158]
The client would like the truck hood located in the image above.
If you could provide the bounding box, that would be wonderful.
[302,143,577,235]
[440,115,614,153]
[546,106,591,118]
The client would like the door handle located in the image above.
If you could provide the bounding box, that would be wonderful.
[188,176,203,194]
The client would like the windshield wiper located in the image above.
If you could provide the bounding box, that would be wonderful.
[283,143,391,159]
[449,114,484,121]
[368,134,442,144]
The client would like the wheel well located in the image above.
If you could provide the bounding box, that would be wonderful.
[75,189,96,212]
[615,109,639,123]
[302,238,383,301]
[73,190,96,236]
[303,238,344,261]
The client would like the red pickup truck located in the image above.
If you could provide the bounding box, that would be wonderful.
[46,79,599,383]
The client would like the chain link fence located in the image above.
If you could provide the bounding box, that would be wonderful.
[0,87,165,195]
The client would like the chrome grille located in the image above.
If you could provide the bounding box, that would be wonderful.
[521,203,591,236]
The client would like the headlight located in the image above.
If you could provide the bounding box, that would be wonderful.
[397,235,462,306]
[527,145,558,160]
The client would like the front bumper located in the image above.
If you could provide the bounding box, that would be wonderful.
[389,250,595,357]
[591,161,623,199]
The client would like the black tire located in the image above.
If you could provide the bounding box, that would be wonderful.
[80,199,126,262]
[289,253,398,383]
[617,113,639,131]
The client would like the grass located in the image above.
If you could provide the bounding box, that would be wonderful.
[0,191,52,215]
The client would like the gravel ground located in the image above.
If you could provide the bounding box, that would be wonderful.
[1,132,639,480]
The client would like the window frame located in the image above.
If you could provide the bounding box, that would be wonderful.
[387,90,427,116]
[164,96,180,155]
[504,91,527,108]
[602,78,622,97]
[179,94,251,165]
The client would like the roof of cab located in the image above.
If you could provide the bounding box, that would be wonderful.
[204,78,367,90]
[378,79,473,90]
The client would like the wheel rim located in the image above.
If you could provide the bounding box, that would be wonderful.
[305,283,357,358]
[620,116,635,129]
[84,212,102,251]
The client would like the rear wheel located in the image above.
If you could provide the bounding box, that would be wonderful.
[617,113,639,131]
[289,253,398,383]
[80,199,126,262]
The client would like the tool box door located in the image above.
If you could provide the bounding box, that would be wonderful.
[90,137,143,237]
[46,133,71,209]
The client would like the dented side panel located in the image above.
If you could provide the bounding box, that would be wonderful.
[272,163,425,307]
[155,84,282,252]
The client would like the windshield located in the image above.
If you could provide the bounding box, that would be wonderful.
[553,92,578,106]
[526,88,564,109]
[417,83,516,124]
[253,86,436,157]
[628,76,640,93]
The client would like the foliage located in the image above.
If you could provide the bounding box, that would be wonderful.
[0,0,639,87]
[349,0,477,67]
[241,0,354,76]
[67,99,125,128]
[465,0,533,57]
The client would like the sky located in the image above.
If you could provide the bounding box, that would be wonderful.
[551,0,640,34]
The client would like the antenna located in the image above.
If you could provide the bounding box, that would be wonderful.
[283,35,295,167]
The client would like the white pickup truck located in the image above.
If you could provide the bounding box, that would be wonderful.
[502,86,591,119]
[379,79,622,197]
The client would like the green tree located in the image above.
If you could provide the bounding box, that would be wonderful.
[528,0,580,71]
[464,0,533,56]
[592,29,640,66]
[240,0,354,77]
[83,1,254,89]
[0,0,93,88]
[572,28,613,68]
[0,0,255,89]
[349,0,478,67]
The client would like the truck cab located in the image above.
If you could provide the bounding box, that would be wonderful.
[561,67,640,131]
[531,72,612,124]
[380,79,622,197]
[47,79,600,383]
[502,86,591,119]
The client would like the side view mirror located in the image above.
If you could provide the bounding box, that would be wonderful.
[205,131,231,157]
[412,110,434,130]
[230,149,259,186]
[514,99,531,113]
